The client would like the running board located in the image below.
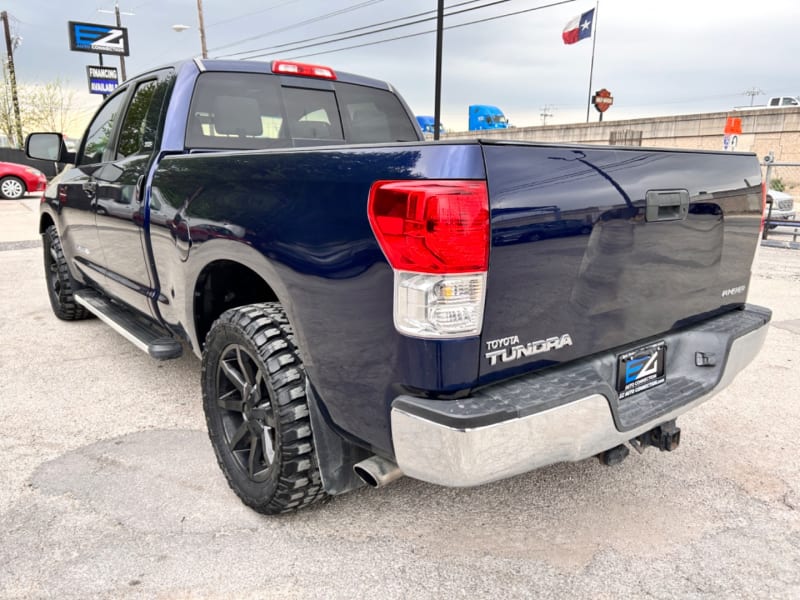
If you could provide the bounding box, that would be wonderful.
[74,290,183,360]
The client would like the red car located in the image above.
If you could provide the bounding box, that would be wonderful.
[0,161,47,200]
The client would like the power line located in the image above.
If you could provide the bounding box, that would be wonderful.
[220,0,518,60]
[210,0,388,52]
[285,0,578,61]
[206,0,302,30]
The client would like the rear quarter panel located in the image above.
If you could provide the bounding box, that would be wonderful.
[149,143,485,455]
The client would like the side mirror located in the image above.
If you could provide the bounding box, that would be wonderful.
[25,132,75,163]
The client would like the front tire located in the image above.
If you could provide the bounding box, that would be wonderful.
[202,303,327,514]
[0,176,25,200]
[43,225,90,320]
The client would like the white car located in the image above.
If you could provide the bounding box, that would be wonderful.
[765,189,796,228]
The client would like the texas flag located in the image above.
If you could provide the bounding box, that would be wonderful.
[562,8,595,44]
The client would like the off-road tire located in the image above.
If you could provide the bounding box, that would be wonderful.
[202,303,327,514]
[43,225,90,320]
[0,176,25,200]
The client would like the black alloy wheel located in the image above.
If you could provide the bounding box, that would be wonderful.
[202,303,326,514]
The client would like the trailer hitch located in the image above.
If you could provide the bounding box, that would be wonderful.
[629,420,681,454]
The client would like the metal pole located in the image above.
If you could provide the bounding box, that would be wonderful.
[1,11,22,148]
[114,2,127,81]
[433,0,444,141]
[585,0,599,123]
[762,163,773,240]
[197,0,208,59]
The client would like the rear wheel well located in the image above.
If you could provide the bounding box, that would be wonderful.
[40,213,55,234]
[194,260,278,348]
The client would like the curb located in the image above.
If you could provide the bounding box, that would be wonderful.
[760,239,800,250]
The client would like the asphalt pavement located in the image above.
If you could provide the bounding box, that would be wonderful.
[0,197,798,598]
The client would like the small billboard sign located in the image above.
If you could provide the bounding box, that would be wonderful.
[68,21,130,56]
[86,65,119,95]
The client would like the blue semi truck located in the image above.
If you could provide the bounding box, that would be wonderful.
[469,104,509,130]
[415,115,445,135]
[27,58,770,514]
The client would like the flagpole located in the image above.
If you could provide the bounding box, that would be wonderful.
[585,0,600,122]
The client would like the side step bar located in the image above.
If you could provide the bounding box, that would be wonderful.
[74,290,183,360]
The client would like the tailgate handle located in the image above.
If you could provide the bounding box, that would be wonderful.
[645,190,689,222]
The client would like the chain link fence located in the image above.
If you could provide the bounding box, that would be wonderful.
[762,158,800,242]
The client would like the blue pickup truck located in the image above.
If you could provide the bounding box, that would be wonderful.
[27,58,771,514]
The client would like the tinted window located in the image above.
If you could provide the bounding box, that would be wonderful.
[81,92,127,165]
[186,72,419,149]
[335,82,418,143]
[186,72,289,150]
[282,87,343,142]
[117,79,169,159]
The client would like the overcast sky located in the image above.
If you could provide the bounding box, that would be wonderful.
[5,0,800,133]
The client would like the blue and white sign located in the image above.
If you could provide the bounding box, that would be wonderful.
[86,66,119,95]
[68,21,129,56]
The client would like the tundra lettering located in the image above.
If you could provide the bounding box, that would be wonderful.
[485,334,574,365]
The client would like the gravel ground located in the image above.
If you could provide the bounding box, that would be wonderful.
[0,206,798,598]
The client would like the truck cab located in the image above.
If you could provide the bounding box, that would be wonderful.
[767,96,800,107]
[415,115,445,135]
[469,104,509,130]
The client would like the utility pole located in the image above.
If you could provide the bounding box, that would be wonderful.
[98,2,133,81]
[0,11,22,148]
[197,0,208,59]
[540,105,554,126]
[433,0,444,141]
[743,87,763,106]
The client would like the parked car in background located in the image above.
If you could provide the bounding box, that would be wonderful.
[765,188,796,228]
[0,161,47,199]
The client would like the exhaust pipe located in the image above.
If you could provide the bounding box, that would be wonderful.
[353,455,403,488]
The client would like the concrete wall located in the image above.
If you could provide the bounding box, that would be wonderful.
[442,107,800,164]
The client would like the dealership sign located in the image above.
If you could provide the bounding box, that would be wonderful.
[86,66,119,95]
[68,21,129,56]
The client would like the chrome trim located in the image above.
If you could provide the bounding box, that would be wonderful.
[74,294,150,354]
[193,57,206,72]
[391,324,768,487]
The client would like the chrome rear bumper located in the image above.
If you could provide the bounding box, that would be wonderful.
[391,306,770,487]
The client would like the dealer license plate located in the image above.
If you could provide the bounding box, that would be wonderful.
[616,341,667,399]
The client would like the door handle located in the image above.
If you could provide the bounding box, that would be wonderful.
[645,190,689,222]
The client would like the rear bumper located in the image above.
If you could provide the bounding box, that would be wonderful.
[391,305,771,487]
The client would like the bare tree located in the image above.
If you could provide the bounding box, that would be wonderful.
[0,73,81,147]
[25,79,79,133]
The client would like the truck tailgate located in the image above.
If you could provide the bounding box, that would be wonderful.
[479,141,763,379]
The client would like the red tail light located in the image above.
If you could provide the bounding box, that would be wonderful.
[368,180,490,274]
[271,60,336,80]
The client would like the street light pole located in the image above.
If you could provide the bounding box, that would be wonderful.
[0,11,22,148]
[114,2,127,81]
[98,1,133,81]
[197,0,208,59]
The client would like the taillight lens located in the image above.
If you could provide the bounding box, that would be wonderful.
[368,180,489,273]
[368,180,489,338]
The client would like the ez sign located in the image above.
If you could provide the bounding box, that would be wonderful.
[68,21,130,56]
